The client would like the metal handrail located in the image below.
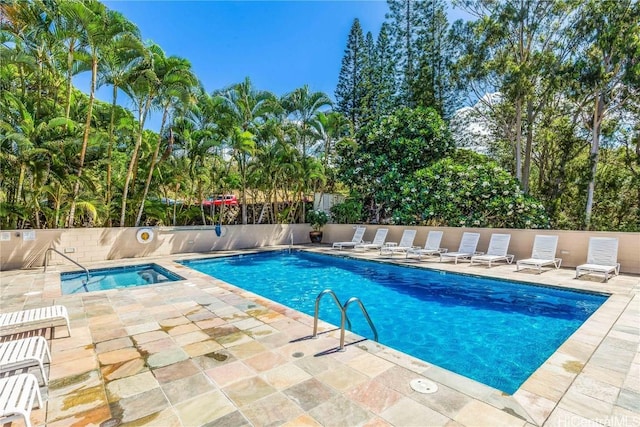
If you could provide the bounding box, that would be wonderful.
[312,289,347,351]
[343,297,379,342]
[44,248,90,283]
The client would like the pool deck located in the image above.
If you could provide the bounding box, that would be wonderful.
[0,245,638,427]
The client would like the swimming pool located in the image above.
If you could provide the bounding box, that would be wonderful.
[180,250,607,394]
[61,264,184,295]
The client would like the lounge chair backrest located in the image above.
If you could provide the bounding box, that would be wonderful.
[372,228,389,245]
[486,233,511,256]
[398,229,417,247]
[457,232,480,253]
[531,235,558,260]
[586,237,618,266]
[424,231,444,251]
[351,226,367,243]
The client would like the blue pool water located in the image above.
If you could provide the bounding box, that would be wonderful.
[61,264,183,294]
[181,250,607,394]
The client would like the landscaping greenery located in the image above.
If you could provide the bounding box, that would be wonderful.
[336,107,454,222]
[306,210,329,232]
[396,151,551,229]
[1,0,638,231]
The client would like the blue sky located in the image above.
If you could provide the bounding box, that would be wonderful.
[103,1,390,98]
[78,1,469,129]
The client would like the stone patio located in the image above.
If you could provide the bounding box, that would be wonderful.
[0,246,638,426]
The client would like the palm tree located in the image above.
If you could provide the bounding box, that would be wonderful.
[172,90,224,225]
[249,118,299,223]
[65,0,138,227]
[98,33,145,225]
[282,85,332,157]
[217,77,278,224]
[118,43,161,227]
[311,111,349,169]
[134,55,198,226]
[281,85,332,219]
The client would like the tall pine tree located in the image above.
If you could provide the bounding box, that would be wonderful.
[413,0,454,118]
[335,19,366,130]
[375,22,398,118]
[386,0,455,117]
[387,0,418,107]
[360,31,377,127]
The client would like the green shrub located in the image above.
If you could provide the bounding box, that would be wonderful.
[395,150,550,228]
[330,199,364,224]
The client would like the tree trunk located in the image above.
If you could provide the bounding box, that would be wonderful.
[120,98,150,227]
[585,91,604,230]
[68,57,97,228]
[172,183,179,226]
[135,107,169,227]
[522,100,534,193]
[515,97,523,184]
[106,85,118,227]
[64,42,75,122]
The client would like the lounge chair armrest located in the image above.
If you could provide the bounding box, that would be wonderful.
[474,251,484,255]
[439,248,448,253]
[384,242,398,247]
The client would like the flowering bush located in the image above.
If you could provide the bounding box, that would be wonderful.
[335,107,454,221]
[306,210,329,231]
[394,150,550,228]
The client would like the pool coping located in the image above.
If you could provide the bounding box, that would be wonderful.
[3,245,639,426]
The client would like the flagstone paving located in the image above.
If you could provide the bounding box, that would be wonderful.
[0,246,638,426]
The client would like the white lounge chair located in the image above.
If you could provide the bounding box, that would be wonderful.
[406,231,447,260]
[380,229,417,256]
[470,234,514,267]
[0,336,51,385]
[576,237,620,282]
[332,226,367,250]
[0,305,70,337]
[516,235,562,273]
[355,228,389,251]
[440,232,481,264]
[0,373,42,427]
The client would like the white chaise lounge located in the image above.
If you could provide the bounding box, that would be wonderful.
[439,232,481,264]
[516,235,562,273]
[406,230,447,260]
[0,373,42,427]
[0,336,51,385]
[332,226,367,250]
[470,233,514,267]
[380,229,417,256]
[575,237,620,282]
[354,228,389,251]
[0,305,70,337]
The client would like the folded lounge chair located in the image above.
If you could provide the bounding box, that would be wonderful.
[0,373,42,427]
[0,336,51,385]
[332,226,367,250]
[575,237,620,282]
[380,229,417,256]
[516,235,562,273]
[406,231,447,260]
[440,232,481,264]
[355,228,389,251]
[470,233,514,267]
[0,305,70,337]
